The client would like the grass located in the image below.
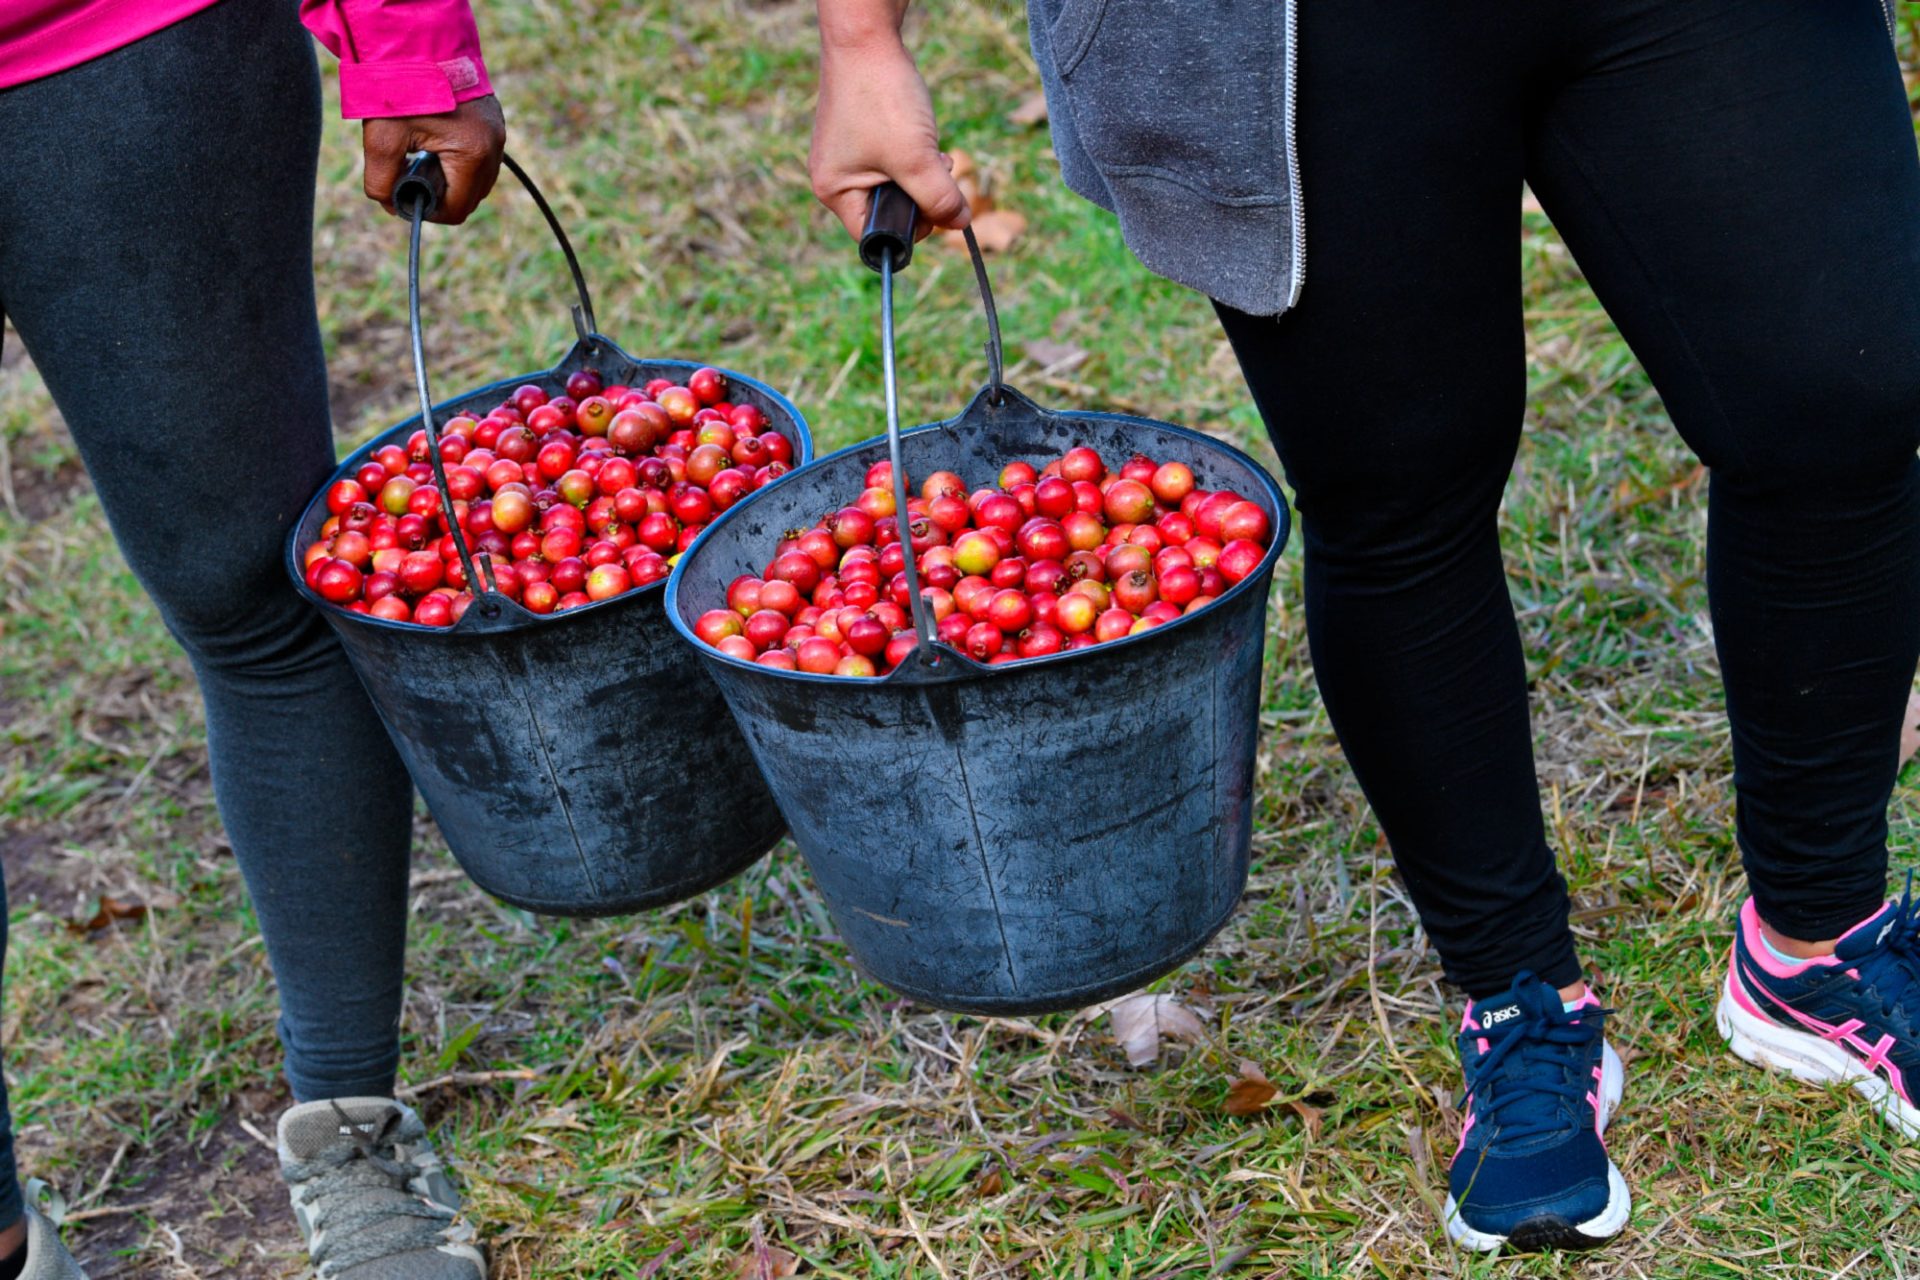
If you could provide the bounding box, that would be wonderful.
[6,0,1920,1275]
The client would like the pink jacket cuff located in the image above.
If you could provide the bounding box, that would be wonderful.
[301,2,494,120]
[337,56,493,119]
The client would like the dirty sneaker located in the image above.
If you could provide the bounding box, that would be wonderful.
[1444,972,1630,1252]
[1719,886,1920,1138]
[17,1191,87,1279]
[276,1098,484,1279]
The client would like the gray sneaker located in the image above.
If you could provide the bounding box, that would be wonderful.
[19,1198,87,1280]
[276,1098,484,1280]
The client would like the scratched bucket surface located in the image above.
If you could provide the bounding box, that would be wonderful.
[287,335,812,916]
[667,384,1289,1013]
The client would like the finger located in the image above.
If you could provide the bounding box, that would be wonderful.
[897,154,970,234]
[361,119,409,215]
[434,146,501,225]
[824,189,869,242]
[431,101,507,224]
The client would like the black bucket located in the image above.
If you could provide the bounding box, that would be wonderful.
[286,155,810,916]
[666,211,1288,1011]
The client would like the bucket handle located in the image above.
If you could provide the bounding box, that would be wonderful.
[398,151,598,617]
[858,182,1007,667]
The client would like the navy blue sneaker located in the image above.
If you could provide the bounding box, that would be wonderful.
[1444,972,1629,1252]
[1718,886,1920,1138]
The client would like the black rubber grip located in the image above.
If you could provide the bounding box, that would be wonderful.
[394,151,448,221]
[860,182,919,273]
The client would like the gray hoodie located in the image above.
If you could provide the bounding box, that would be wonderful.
[1029,0,1302,317]
[1028,0,1900,318]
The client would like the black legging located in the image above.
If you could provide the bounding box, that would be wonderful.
[0,0,416,1125]
[1219,0,1920,997]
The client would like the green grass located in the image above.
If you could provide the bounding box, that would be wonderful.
[8,0,1920,1275]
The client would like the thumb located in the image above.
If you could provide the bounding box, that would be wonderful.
[896,153,971,234]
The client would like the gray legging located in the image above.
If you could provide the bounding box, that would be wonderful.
[0,0,420,1218]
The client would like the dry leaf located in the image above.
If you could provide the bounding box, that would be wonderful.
[1008,91,1050,127]
[731,1245,800,1279]
[1286,1098,1324,1140]
[1024,339,1088,373]
[975,1167,1004,1197]
[947,148,977,181]
[1406,1124,1431,1187]
[66,894,149,936]
[1107,992,1206,1066]
[1223,1059,1278,1116]
[956,172,994,216]
[953,209,1026,255]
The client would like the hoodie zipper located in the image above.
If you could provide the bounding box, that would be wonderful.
[1283,0,1305,309]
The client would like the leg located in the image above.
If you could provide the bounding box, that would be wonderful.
[0,901,18,1247]
[1219,4,1578,999]
[1225,11,1636,1249]
[0,0,416,1101]
[1530,0,1920,942]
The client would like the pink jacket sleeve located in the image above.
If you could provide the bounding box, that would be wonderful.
[300,1,494,120]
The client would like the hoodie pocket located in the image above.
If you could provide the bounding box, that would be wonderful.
[1048,0,1287,203]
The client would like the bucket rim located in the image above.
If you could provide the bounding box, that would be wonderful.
[664,387,1290,684]
[284,333,815,638]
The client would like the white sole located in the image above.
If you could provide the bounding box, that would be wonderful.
[1442,1041,1631,1252]
[1716,976,1920,1140]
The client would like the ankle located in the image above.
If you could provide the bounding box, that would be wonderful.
[0,1216,26,1280]
[1759,918,1839,961]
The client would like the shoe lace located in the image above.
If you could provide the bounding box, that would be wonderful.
[282,1102,462,1272]
[1849,871,1920,1034]
[1461,1001,1607,1148]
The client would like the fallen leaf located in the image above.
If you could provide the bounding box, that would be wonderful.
[65,895,148,936]
[731,1244,800,1278]
[1223,1059,1278,1116]
[1024,339,1088,373]
[1107,992,1206,1066]
[975,1167,1004,1197]
[1286,1098,1324,1139]
[1406,1124,1431,1187]
[1008,91,1050,127]
[947,148,977,181]
[947,209,1027,255]
[956,171,994,216]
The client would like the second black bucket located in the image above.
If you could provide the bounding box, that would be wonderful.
[668,385,1289,1013]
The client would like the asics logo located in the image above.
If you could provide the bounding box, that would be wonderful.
[1482,1006,1521,1026]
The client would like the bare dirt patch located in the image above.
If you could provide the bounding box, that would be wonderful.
[69,1106,301,1279]
[0,825,92,918]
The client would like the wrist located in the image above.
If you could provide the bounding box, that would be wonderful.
[818,2,909,55]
